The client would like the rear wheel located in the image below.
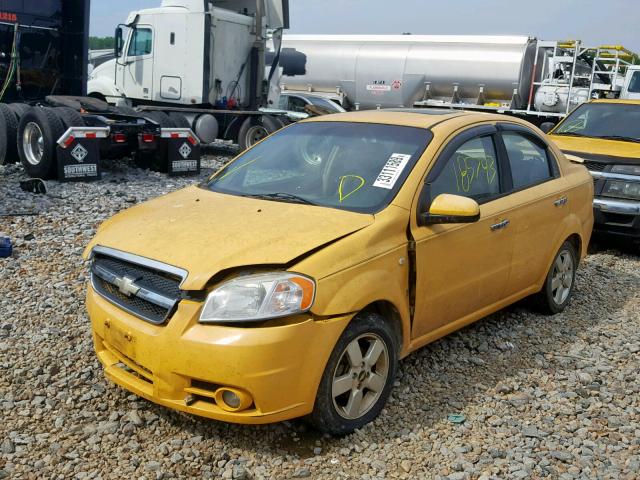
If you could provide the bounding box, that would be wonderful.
[18,107,64,179]
[143,110,176,128]
[54,107,85,130]
[167,112,191,129]
[537,241,577,314]
[237,115,280,150]
[8,103,32,120]
[309,312,398,435]
[0,104,18,164]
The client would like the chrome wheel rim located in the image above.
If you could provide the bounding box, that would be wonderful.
[23,122,45,166]
[332,333,389,420]
[551,250,574,305]
[245,125,269,146]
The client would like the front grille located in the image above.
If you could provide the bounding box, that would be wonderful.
[90,248,185,325]
[584,160,607,172]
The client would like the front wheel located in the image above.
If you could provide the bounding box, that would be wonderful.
[237,115,281,151]
[309,312,398,435]
[537,241,577,314]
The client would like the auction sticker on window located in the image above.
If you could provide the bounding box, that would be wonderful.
[373,153,412,189]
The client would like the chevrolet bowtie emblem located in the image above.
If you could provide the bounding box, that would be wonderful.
[113,275,140,297]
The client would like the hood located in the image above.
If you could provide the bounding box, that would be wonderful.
[89,59,116,82]
[85,186,374,290]
[549,135,640,161]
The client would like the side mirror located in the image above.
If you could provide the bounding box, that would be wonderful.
[419,194,480,226]
[115,26,124,58]
[539,122,556,134]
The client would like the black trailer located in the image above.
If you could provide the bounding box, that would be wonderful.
[0,0,200,180]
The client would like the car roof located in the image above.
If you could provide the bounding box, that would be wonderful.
[303,109,520,130]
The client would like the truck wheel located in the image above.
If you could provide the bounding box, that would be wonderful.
[8,103,32,120]
[0,104,18,164]
[54,107,85,130]
[17,107,65,179]
[237,115,280,150]
[308,312,398,436]
[113,106,142,117]
[167,112,191,129]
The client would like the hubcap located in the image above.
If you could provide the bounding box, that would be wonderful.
[23,122,45,166]
[245,125,269,147]
[551,250,574,305]
[332,333,389,420]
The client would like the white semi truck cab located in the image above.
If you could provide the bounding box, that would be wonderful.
[622,65,640,100]
[89,0,290,149]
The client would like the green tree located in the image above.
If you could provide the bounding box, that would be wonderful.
[89,37,115,50]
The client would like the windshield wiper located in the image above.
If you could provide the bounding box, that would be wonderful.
[243,192,317,206]
[593,135,640,143]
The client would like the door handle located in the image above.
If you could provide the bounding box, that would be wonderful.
[490,219,510,231]
[554,196,568,207]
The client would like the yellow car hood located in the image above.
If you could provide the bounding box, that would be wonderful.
[86,186,374,290]
[549,135,640,159]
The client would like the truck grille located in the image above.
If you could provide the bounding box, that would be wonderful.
[90,247,187,325]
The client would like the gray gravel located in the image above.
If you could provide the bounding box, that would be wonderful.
[1,155,639,479]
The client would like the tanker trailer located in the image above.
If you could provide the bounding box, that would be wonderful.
[277,35,537,111]
[276,35,634,124]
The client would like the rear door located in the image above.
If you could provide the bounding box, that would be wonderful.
[410,124,515,338]
[496,124,569,296]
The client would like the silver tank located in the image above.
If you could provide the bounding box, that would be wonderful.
[279,35,537,110]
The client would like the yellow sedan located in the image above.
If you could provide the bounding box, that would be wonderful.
[84,110,593,435]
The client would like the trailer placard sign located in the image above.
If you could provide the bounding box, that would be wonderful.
[161,129,201,177]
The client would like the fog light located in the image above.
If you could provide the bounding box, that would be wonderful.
[214,387,252,412]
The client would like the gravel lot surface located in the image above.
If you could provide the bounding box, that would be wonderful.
[1,155,639,480]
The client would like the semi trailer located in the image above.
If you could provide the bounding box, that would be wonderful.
[88,0,291,151]
[277,35,640,125]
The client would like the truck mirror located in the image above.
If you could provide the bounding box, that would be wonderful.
[115,27,124,58]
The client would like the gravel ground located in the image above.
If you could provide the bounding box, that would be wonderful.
[1,155,639,480]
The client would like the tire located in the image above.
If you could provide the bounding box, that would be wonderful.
[237,115,280,150]
[536,241,578,315]
[8,103,32,120]
[54,107,84,130]
[308,312,398,435]
[167,112,191,129]
[143,110,176,128]
[0,104,15,165]
[17,107,65,179]
[113,105,142,117]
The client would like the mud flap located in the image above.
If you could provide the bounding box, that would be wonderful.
[160,128,201,176]
[56,127,109,182]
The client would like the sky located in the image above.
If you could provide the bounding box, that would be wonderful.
[90,0,640,53]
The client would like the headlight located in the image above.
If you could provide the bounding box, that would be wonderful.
[199,272,315,323]
[602,180,640,201]
[611,164,640,176]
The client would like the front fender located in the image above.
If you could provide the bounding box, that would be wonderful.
[88,77,124,101]
[312,245,412,355]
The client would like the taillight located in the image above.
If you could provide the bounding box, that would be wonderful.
[112,133,126,143]
[142,133,155,143]
[63,135,75,148]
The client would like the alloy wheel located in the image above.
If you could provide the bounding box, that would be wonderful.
[23,122,45,166]
[551,250,574,305]
[331,333,390,420]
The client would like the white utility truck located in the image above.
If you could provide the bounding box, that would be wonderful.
[89,0,289,150]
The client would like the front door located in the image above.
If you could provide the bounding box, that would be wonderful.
[123,25,155,101]
[411,125,515,339]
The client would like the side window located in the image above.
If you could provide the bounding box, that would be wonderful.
[430,135,500,202]
[628,71,640,94]
[128,28,153,57]
[289,96,308,113]
[503,133,553,189]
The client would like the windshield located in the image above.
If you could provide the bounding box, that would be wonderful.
[554,103,640,141]
[207,122,432,213]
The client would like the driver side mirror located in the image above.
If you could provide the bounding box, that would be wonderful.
[419,194,480,226]
[539,122,556,134]
[115,26,124,58]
